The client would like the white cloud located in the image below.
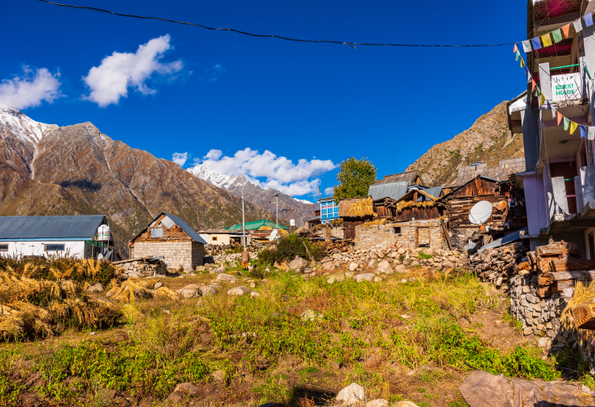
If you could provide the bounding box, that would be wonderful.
[0,66,61,110]
[197,148,336,196]
[83,34,183,107]
[172,152,188,166]
[209,64,227,83]
[324,187,334,196]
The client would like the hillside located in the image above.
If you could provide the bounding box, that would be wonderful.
[406,101,525,186]
[0,107,273,255]
[188,163,318,224]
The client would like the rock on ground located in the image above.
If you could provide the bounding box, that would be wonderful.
[355,273,375,283]
[216,273,237,282]
[367,259,378,268]
[227,286,251,296]
[336,382,365,404]
[288,256,309,271]
[394,402,419,407]
[376,260,393,274]
[250,291,261,297]
[349,262,359,271]
[154,282,163,290]
[395,264,408,273]
[301,309,323,321]
[199,285,218,296]
[366,400,389,407]
[88,283,104,293]
[177,284,202,299]
[166,382,200,402]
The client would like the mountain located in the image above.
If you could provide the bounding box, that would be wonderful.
[0,107,273,255]
[188,163,318,225]
[406,101,525,186]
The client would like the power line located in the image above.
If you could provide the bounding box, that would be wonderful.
[36,0,516,49]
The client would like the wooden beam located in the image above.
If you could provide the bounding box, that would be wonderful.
[572,302,595,330]
[550,258,595,273]
[543,270,595,281]
[535,241,581,257]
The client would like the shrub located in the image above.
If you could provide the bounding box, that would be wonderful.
[258,235,325,264]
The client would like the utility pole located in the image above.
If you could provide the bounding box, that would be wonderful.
[241,184,246,249]
[273,192,280,243]
[298,211,304,228]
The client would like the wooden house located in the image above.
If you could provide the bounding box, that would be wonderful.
[129,212,206,272]
[338,197,376,239]
[373,187,444,222]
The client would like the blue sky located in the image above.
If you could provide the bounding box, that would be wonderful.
[2,0,527,200]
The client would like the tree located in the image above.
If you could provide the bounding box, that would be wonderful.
[333,157,377,201]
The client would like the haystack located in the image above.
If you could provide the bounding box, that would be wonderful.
[345,197,376,218]
[561,281,595,349]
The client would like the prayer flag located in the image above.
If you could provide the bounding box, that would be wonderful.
[589,127,595,141]
[540,94,546,105]
[521,57,525,68]
[557,112,563,126]
[551,105,557,117]
[515,50,521,61]
[552,29,563,43]
[541,33,553,48]
[513,43,518,53]
[581,125,588,138]
[532,79,537,91]
[570,121,578,134]
[574,19,584,33]
[522,40,532,53]
[531,37,542,51]
[564,117,570,131]
[585,13,594,27]
[562,24,571,38]
[526,67,532,83]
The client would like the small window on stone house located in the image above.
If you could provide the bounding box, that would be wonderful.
[393,227,401,235]
[212,236,218,241]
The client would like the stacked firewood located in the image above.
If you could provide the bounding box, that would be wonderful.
[469,242,526,291]
[325,239,354,255]
[525,240,595,298]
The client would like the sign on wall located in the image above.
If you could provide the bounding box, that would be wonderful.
[551,73,582,102]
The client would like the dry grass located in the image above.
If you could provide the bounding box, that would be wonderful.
[561,280,595,348]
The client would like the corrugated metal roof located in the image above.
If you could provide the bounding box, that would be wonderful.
[368,181,409,201]
[0,215,106,240]
[226,219,288,231]
[420,186,443,200]
[162,212,207,244]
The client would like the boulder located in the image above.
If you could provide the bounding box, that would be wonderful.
[154,282,163,290]
[323,262,336,271]
[227,286,251,296]
[367,259,378,268]
[336,383,365,404]
[355,273,375,283]
[394,402,419,407]
[367,400,389,407]
[196,266,206,272]
[216,274,237,282]
[166,382,200,402]
[349,262,359,271]
[301,309,323,321]
[88,283,104,293]
[373,276,383,283]
[178,285,201,298]
[199,285,217,296]
[395,265,408,274]
[210,267,225,274]
[376,260,393,274]
[288,256,309,271]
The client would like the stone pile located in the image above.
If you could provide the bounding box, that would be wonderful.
[320,246,468,273]
[469,242,527,292]
[118,260,167,278]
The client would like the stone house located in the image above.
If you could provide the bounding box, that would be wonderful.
[129,212,206,271]
[355,220,450,252]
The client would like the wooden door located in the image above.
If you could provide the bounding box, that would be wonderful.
[589,232,595,260]
[416,227,430,247]
[549,161,578,213]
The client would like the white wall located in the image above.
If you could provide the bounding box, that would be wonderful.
[199,233,232,246]
[0,241,86,259]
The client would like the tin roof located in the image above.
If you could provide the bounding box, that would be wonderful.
[226,219,288,231]
[0,215,106,241]
[131,212,207,244]
[368,181,409,201]
[375,171,424,185]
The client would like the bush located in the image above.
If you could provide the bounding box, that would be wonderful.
[258,235,325,265]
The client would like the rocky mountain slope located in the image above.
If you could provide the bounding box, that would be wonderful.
[0,107,272,255]
[188,163,318,224]
[406,101,525,186]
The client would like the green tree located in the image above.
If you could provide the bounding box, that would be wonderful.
[333,157,377,201]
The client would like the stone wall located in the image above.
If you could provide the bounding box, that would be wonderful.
[133,241,204,271]
[355,220,449,252]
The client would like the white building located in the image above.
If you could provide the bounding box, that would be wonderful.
[0,215,113,259]
[198,229,249,246]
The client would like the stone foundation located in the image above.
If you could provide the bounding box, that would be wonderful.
[133,241,204,271]
[118,260,167,277]
[355,220,449,252]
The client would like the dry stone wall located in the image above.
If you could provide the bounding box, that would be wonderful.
[134,241,204,272]
[355,220,449,252]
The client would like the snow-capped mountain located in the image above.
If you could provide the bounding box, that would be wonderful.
[187,162,318,221]
[0,106,57,146]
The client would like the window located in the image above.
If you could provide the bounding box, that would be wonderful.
[0,244,7,252]
[212,236,218,241]
[46,244,65,251]
[393,227,401,235]
[151,227,163,238]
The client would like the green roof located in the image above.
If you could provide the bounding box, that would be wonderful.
[225,219,288,231]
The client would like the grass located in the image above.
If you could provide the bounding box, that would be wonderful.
[0,259,585,406]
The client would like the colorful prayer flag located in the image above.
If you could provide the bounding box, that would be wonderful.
[541,33,553,47]
[515,50,521,61]
[557,112,563,126]
[521,57,525,68]
[570,121,578,134]
[562,24,571,38]
[552,29,563,43]
[540,94,546,105]
[585,13,594,27]
[531,37,542,51]
[522,40,532,53]
[574,19,584,33]
[551,105,557,117]
[532,79,537,91]
[589,127,595,141]
[581,125,588,138]
[513,44,518,53]
[564,117,570,131]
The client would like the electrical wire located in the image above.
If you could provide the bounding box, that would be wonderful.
[35,0,516,49]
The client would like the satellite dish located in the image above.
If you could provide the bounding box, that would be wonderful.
[469,201,493,225]
[268,228,278,242]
